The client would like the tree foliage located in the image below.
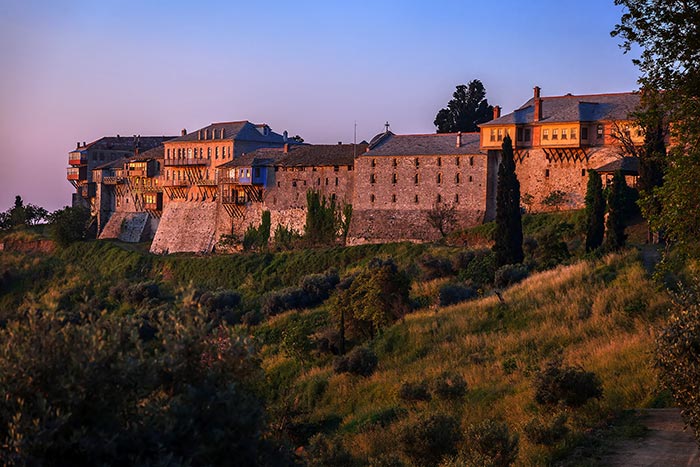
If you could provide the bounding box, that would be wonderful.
[304,190,350,246]
[604,171,628,251]
[612,0,700,246]
[0,196,48,230]
[493,135,524,268]
[49,205,92,246]
[0,308,267,466]
[426,201,457,238]
[585,170,605,252]
[434,79,493,133]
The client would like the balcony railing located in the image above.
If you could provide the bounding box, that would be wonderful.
[68,153,87,165]
[163,180,190,187]
[195,179,218,186]
[163,158,208,167]
[221,196,247,205]
[103,176,125,185]
[67,167,87,181]
[126,169,148,177]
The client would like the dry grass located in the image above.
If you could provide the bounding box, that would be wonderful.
[278,250,671,465]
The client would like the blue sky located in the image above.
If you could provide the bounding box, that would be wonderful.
[0,0,639,211]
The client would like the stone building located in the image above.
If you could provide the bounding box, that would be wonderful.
[67,135,174,210]
[479,87,642,211]
[347,131,487,244]
[217,143,363,241]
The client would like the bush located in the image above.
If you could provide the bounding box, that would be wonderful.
[241,310,263,327]
[305,434,354,467]
[398,414,461,467]
[532,224,571,270]
[196,289,243,325]
[432,371,467,399]
[438,283,476,307]
[313,327,343,355]
[49,206,92,246]
[524,414,569,446]
[398,380,432,402]
[418,254,455,280]
[109,281,161,306]
[261,269,339,317]
[494,264,529,289]
[534,358,602,407]
[333,346,378,377]
[656,291,700,442]
[458,249,496,288]
[460,419,519,467]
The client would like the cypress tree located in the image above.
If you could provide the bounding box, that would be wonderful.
[604,170,628,250]
[493,135,524,267]
[584,170,605,252]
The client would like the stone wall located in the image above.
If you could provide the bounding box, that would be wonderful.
[150,201,218,254]
[348,153,488,244]
[99,211,155,243]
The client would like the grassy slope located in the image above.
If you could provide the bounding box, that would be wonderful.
[259,251,670,465]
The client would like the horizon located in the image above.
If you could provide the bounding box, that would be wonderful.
[0,0,640,212]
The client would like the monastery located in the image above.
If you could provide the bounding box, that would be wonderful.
[66,87,642,254]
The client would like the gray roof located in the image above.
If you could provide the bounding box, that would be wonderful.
[218,147,289,168]
[93,158,128,170]
[595,156,639,174]
[130,145,164,162]
[78,135,176,152]
[481,92,641,126]
[363,132,482,157]
[279,143,367,167]
[169,121,286,144]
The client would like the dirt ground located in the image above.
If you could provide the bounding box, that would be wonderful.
[601,409,699,466]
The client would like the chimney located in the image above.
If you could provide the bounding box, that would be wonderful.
[83,141,86,146]
[456,131,462,148]
[493,106,501,119]
[284,143,289,153]
[181,128,187,137]
[283,130,288,142]
[534,86,542,122]
[76,142,80,149]
[338,141,342,145]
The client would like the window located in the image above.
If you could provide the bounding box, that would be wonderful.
[415,158,419,168]
[581,169,586,177]
[582,127,588,140]
[391,194,396,203]
[543,129,549,140]
[469,175,473,182]
[437,173,442,184]
[455,194,459,203]
[292,181,297,187]
[571,128,577,139]
[335,177,338,186]
[545,169,550,178]
[414,194,419,204]
[370,174,376,184]
[188,148,192,157]
[437,157,442,167]
[254,167,261,177]
[333,165,339,172]
[207,147,212,158]
[392,158,398,167]
[469,156,474,166]
[455,157,460,166]
[562,129,568,140]
[517,127,524,142]
[636,128,643,137]
[455,173,461,184]
[317,177,321,185]
[392,173,397,184]
[371,159,376,167]
[370,194,375,203]
[414,173,419,185]
[597,124,603,139]
[525,128,532,142]
[223,147,227,157]
[325,178,328,185]
[490,129,496,142]
[437,194,442,203]
[497,128,503,141]
[215,147,220,159]
[552,129,558,140]
[166,148,170,158]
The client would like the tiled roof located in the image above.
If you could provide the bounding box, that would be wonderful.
[80,136,176,152]
[363,132,482,156]
[481,92,641,126]
[130,145,165,162]
[218,147,289,168]
[595,156,639,174]
[93,158,128,170]
[279,143,367,167]
[168,121,287,144]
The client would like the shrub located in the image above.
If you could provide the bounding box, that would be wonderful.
[398,380,432,402]
[418,254,455,280]
[305,434,354,467]
[458,249,496,288]
[534,358,603,407]
[494,264,529,289]
[438,283,476,307]
[109,281,161,306]
[49,206,92,246]
[432,371,467,399]
[313,327,343,355]
[261,269,339,317]
[532,224,571,270]
[241,310,263,327]
[333,346,378,377]
[398,414,461,467]
[524,414,569,446]
[198,289,242,324]
[461,419,519,467]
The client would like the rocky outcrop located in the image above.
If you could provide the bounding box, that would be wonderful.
[150,202,218,254]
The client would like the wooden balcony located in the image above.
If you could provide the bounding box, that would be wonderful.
[103,176,125,185]
[68,153,87,165]
[80,183,96,198]
[163,158,208,167]
[67,167,87,181]
[163,180,190,187]
[221,195,247,205]
[195,179,218,186]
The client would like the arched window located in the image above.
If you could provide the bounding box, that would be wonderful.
[414,173,419,184]
[392,173,397,184]
[455,173,460,184]
[437,173,442,184]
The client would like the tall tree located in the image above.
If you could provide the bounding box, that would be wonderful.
[493,135,524,267]
[604,171,628,251]
[584,170,605,252]
[612,0,700,247]
[434,79,493,133]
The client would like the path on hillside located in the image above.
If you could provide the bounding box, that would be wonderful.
[601,409,699,466]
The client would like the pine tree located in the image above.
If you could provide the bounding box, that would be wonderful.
[584,170,605,252]
[493,135,524,267]
[604,170,628,250]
